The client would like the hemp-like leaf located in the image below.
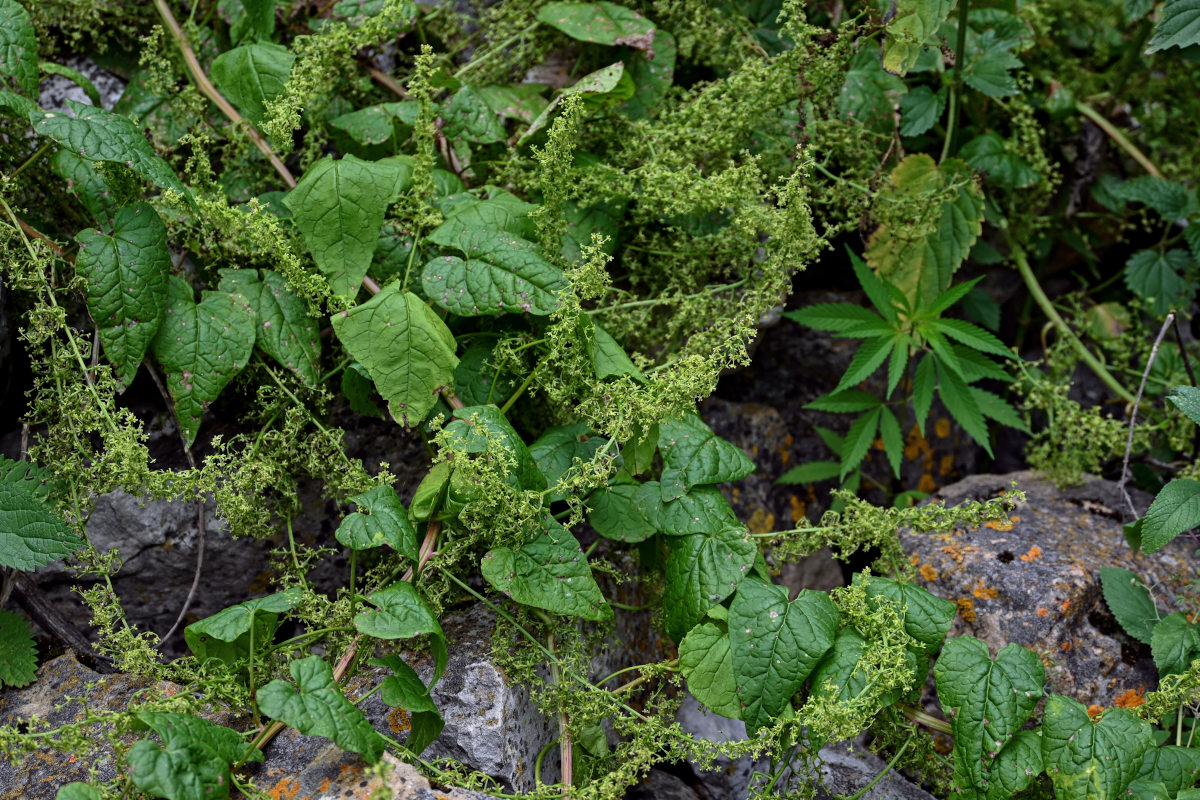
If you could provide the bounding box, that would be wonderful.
[217,269,320,387]
[331,285,459,428]
[658,413,755,501]
[0,0,38,95]
[75,202,170,389]
[663,525,756,643]
[127,712,261,800]
[0,608,36,688]
[257,656,386,764]
[335,484,418,559]
[150,277,256,448]
[1042,694,1153,799]
[422,226,565,316]
[482,519,612,621]
[0,480,83,571]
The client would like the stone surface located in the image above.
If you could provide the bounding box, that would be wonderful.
[901,470,1185,707]
[38,56,126,111]
[252,746,497,800]
[815,740,937,800]
[625,768,701,800]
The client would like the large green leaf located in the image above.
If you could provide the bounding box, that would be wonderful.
[353,580,447,684]
[1151,612,1200,677]
[330,102,419,148]
[838,50,907,134]
[1042,694,1154,799]
[331,285,459,428]
[370,654,444,755]
[587,483,658,543]
[729,581,840,733]
[422,226,565,316]
[283,155,410,299]
[442,85,506,144]
[0,480,83,571]
[184,590,299,666]
[75,202,170,389]
[0,0,38,96]
[809,627,916,710]
[529,423,606,499]
[1124,249,1194,317]
[658,413,755,501]
[856,574,955,653]
[150,277,256,447]
[1135,745,1200,796]
[1112,176,1193,220]
[335,484,418,559]
[865,155,985,308]
[32,101,192,202]
[537,1,657,52]
[433,193,537,242]
[128,712,261,800]
[934,637,1044,796]
[679,613,740,719]
[663,525,756,642]
[224,0,276,44]
[444,405,546,491]
[0,608,36,688]
[1147,0,1200,52]
[883,0,954,75]
[1100,566,1159,645]
[1141,478,1200,554]
[621,28,675,118]
[51,150,116,225]
[257,655,386,763]
[649,485,739,536]
[217,269,320,387]
[481,520,611,621]
[1168,385,1200,426]
[580,316,645,381]
[210,42,293,124]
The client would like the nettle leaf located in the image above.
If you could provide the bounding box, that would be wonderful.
[866,155,985,308]
[151,277,256,448]
[1147,0,1200,52]
[1113,176,1193,220]
[1136,745,1200,796]
[663,525,756,643]
[354,581,447,684]
[934,637,1044,796]
[960,133,1039,189]
[587,483,657,543]
[32,101,192,202]
[883,0,954,75]
[856,574,955,653]
[284,155,411,299]
[1124,249,1194,317]
[257,656,385,764]
[730,582,840,734]
[128,712,261,800]
[1042,694,1154,799]
[0,608,36,688]
[217,269,320,387]
[963,49,1022,98]
[0,456,56,501]
[370,654,443,755]
[481,519,611,621]
[445,405,545,491]
[1100,566,1159,645]
[679,616,740,719]
[336,484,418,559]
[838,50,907,134]
[658,413,755,501]
[1152,612,1200,676]
[422,226,565,316]
[0,0,38,95]
[809,627,915,709]
[899,85,946,137]
[331,285,459,428]
[74,202,170,389]
[1141,478,1200,554]
[0,480,83,571]
[537,1,657,53]
[210,42,293,124]
[529,423,607,500]
[1169,385,1200,426]
[442,85,505,143]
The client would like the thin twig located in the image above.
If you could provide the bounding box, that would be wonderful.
[1076,102,1163,179]
[1171,315,1200,462]
[1118,311,1176,518]
[366,64,408,98]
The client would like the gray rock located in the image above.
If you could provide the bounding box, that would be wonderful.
[626,768,700,800]
[815,740,937,800]
[38,56,126,111]
[676,694,767,798]
[902,470,1181,707]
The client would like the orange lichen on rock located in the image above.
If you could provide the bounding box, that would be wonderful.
[956,598,976,622]
[1037,608,1049,617]
[918,473,938,494]
[747,508,775,534]
[1019,546,1042,562]
[1115,686,1146,708]
[1060,598,1072,613]
[789,495,806,523]
[934,418,952,438]
[920,564,939,581]
[939,454,955,477]
[940,541,975,564]
[1087,704,1104,719]
[973,581,999,600]
[268,778,301,800]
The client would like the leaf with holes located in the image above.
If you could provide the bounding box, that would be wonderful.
[587,483,657,543]
[664,525,756,643]
[1042,694,1154,799]
[422,227,565,316]
[0,0,37,95]
[0,608,36,688]
[150,277,256,448]
[331,285,459,428]
[658,413,755,501]
[210,42,293,124]
[481,519,611,621]
[730,581,840,733]
[335,484,418,559]
[537,1,658,55]
[0,480,83,572]
[257,656,386,764]
[217,269,320,387]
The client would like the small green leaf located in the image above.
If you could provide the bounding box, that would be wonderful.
[649,485,739,536]
[0,0,37,95]
[434,193,537,241]
[899,85,946,136]
[839,407,881,479]
[858,574,956,653]
[217,269,320,387]
[336,484,419,559]
[987,729,1044,799]
[75,202,170,389]
[55,784,103,800]
[257,655,386,764]
[621,28,675,118]
[963,48,1022,98]
[582,317,645,381]
[809,627,915,709]
[664,525,756,643]
[481,519,612,621]
[442,85,506,143]
[883,0,954,75]
[1152,612,1200,676]
[936,360,993,456]
[1100,566,1159,645]
[411,461,452,522]
[971,387,1029,433]
[521,62,627,143]
[879,406,903,478]
[679,618,740,719]
[1112,176,1193,220]
[1042,694,1154,800]
[730,582,840,733]
[912,354,936,432]
[331,102,419,148]
[210,43,293,124]
[452,337,520,408]
[331,285,459,428]
[128,712,261,800]
[0,481,84,571]
[1168,385,1200,427]
[1124,249,1194,317]
[51,150,115,225]
[422,226,565,316]
[32,101,192,203]
[445,405,546,491]
[150,277,256,448]
[960,133,1040,188]
[1141,479,1200,554]
[531,424,607,500]
[838,50,906,134]
[186,590,300,645]
[370,654,443,755]
[785,303,884,333]
[587,483,658,543]
[0,608,36,688]
[1147,0,1200,52]
[804,390,883,413]
[225,0,276,44]
[658,413,755,501]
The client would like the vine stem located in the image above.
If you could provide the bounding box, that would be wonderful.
[151,0,296,188]
[1009,242,1134,404]
[939,0,970,164]
[1117,311,1176,518]
[838,739,912,800]
[896,703,953,735]
[1075,101,1163,178]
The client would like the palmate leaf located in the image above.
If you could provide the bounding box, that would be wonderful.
[804,390,882,413]
[1124,249,1194,317]
[422,226,565,316]
[784,303,884,333]
[210,42,293,124]
[481,519,611,621]
[0,0,37,96]
[663,525,756,642]
[840,407,881,479]
[936,359,993,455]
[879,406,903,478]
[1100,566,1159,645]
[0,474,84,572]
[912,353,936,432]
[335,484,418,559]
[217,269,320,387]
[331,285,459,428]
[75,202,170,389]
[658,413,755,501]
[729,581,840,734]
[832,336,895,394]
[128,712,262,800]
[257,656,385,764]
[1042,695,1154,799]
[1147,0,1200,52]
[151,277,256,448]
[970,387,1029,433]
[0,608,36,688]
